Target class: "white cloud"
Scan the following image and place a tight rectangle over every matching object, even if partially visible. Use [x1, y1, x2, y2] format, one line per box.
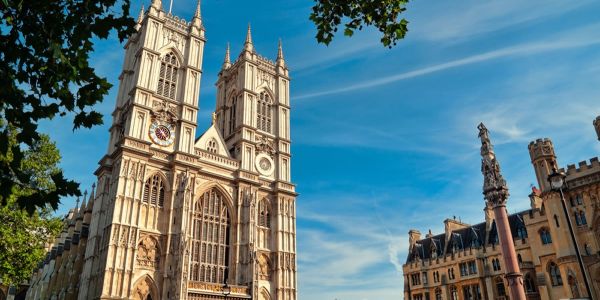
[295, 26, 600, 100]
[410, 0, 593, 42]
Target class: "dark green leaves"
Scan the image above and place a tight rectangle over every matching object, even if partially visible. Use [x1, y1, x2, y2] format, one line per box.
[0, 0, 135, 211]
[310, 0, 411, 48]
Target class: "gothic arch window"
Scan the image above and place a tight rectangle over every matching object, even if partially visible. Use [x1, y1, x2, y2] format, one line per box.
[157, 51, 179, 99]
[517, 226, 528, 239]
[492, 258, 501, 271]
[143, 174, 166, 207]
[434, 288, 442, 300]
[579, 211, 587, 225]
[568, 274, 580, 297]
[206, 138, 218, 154]
[495, 277, 506, 296]
[256, 91, 272, 133]
[228, 97, 237, 135]
[548, 262, 563, 286]
[449, 286, 458, 300]
[524, 273, 536, 293]
[258, 199, 271, 228]
[539, 227, 552, 245]
[133, 276, 157, 300]
[190, 188, 230, 283]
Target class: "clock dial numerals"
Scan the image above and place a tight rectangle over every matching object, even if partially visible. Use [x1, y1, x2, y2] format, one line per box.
[259, 158, 271, 170]
[149, 121, 175, 146]
[155, 126, 170, 140]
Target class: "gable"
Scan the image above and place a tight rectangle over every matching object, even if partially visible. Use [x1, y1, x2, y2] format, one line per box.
[194, 124, 230, 158]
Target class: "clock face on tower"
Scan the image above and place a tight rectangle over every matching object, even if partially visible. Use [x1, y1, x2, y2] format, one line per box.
[255, 153, 274, 176]
[149, 120, 175, 146]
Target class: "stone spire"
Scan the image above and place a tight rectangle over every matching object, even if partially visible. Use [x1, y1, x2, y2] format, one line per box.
[244, 23, 253, 53]
[222, 43, 231, 69]
[478, 123, 508, 207]
[192, 0, 202, 28]
[477, 123, 526, 300]
[151, 0, 162, 10]
[594, 115, 600, 141]
[135, 5, 144, 31]
[86, 183, 95, 212]
[276, 39, 285, 67]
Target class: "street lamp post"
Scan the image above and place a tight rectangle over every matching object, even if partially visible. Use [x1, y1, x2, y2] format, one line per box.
[547, 167, 593, 298]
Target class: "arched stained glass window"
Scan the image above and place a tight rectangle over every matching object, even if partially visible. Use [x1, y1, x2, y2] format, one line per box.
[157, 52, 179, 99]
[143, 174, 165, 207]
[540, 228, 552, 245]
[548, 262, 563, 286]
[228, 97, 237, 135]
[190, 188, 230, 283]
[524, 273, 536, 293]
[256, 92, 272, 133]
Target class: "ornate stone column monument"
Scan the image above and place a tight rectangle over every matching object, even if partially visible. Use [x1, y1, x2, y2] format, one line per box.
[478, 123, 526, 300]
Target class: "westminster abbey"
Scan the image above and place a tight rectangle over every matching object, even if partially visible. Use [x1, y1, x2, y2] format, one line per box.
[25, 0, 297, 299]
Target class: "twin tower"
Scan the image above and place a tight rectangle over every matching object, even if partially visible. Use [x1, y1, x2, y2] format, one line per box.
[26, 1, 297, 300]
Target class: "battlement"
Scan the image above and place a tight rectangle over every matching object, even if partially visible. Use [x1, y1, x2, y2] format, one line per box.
[565, 157, 600, 176]
[528, 138, 555, 161]
[165, 13, 190, 31]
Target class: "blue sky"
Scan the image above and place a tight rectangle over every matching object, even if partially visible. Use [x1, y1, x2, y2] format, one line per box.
[42, 0, 600, 299]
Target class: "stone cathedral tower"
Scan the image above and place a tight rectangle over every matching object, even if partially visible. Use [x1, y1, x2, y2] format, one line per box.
[26, 1, 298, 299]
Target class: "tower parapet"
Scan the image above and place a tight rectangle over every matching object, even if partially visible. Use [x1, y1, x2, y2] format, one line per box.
[528, 138, 557, 192]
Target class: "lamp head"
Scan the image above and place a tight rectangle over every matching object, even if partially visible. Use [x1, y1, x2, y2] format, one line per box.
[548, 166, 566, 190]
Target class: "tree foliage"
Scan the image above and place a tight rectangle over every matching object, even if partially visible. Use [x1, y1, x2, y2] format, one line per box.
[0, 0, 136, 212]
[310, 0, 410, 48]
[0, 133, 64, 287]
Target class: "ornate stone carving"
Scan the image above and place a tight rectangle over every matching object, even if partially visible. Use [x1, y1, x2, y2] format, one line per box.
[161, 28, 186, 53]
[479, 123, 509, 207]
[151, 99, 178, 123]
[136, 237, 160, 268]
[258, 253, 271, 280]
[256, 136, 275, 156]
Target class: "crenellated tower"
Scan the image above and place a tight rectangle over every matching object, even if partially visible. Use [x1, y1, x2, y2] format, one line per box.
[528, 138, 557, 193]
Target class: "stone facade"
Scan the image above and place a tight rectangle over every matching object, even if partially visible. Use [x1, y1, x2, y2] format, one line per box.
[403, 117, 600, 300]
[26, 1, 297, 299]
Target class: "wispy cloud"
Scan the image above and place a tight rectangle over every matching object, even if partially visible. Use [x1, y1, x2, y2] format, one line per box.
[294, 24, 600, 100]
[410, 0, 593, 42]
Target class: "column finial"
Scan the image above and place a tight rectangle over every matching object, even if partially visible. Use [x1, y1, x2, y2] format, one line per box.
[244, 23, 253, 53]
[478, 123, 508, 207]
[276, 38, 285, 67]
[223, 43, 231, 69]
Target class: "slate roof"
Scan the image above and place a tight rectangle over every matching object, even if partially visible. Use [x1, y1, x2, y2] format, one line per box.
[406, 210, 530, 263]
